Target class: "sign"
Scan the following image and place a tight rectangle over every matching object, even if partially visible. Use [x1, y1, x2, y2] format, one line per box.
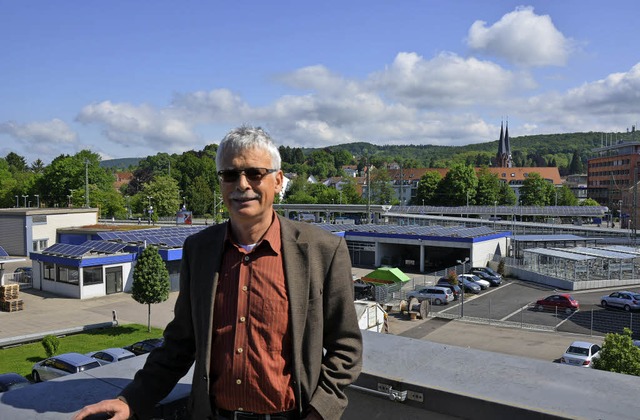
[176, 211, 193, 225]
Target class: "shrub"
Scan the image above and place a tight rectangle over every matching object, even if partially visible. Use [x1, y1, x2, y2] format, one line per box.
[497, 259, 505, 275]
[446, 270, 458, 285]
[41, 335, 60, 358]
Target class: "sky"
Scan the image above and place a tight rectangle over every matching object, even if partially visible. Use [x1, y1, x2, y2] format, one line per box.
[2, 0, 640, 164]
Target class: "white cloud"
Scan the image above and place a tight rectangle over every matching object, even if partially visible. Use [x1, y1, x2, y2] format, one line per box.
[0, 119, 78, 162]
[368, 52, 529, 108]
[76, 101, 198, 151]
[467, 6, 572, 67]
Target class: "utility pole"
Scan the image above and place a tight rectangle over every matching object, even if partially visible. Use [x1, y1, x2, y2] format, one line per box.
[85, 159, 89, 208]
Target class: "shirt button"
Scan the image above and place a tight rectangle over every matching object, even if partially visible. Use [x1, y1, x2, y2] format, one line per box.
[238, 408, 244, 411]
[239, 316, 246, 323]
[244, 255, 250, 262]
[242, 285, 248, 292]
[236, 379, 242, 385]
[237, 347, 243, 353]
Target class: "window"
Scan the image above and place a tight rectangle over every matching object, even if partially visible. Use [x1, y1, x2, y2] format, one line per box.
[57, 266, 79, 285]
[83, 267, 103, 286]
[44, 263, 55, 280]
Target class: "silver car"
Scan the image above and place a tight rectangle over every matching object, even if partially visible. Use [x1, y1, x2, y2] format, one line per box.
[32, 352, 101, 382]
[86, 348, 136, 366]
[406, 286, 454, 305]
[600, 291, 640, 312]
[560, 341, 601, 368]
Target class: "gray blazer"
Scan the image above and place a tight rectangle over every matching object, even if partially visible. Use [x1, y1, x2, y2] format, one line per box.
[121, 215, 363, 419]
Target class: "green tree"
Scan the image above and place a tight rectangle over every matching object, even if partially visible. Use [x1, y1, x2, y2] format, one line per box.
[41, 335, 60, 357]
[498, 183, 517, 205]
[568, 150, 584, 174]
[435, 164, 478, 206]
[339, 178, 363, 204]
[580, 198, 600, 206]
[137, 175, 181, 217]
[369, 167, 394, 204]
[519, 173, 554, 206]
[555, 185, 578, 206]
[475, 167, 500, 205]
[592, 328, 640, 376]
[186, 175, 215, 216]
[132, 245, 170, 332]
[415, 171, 442, 205]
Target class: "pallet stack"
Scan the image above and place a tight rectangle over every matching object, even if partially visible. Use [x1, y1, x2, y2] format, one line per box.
[0, 284, 23, 312]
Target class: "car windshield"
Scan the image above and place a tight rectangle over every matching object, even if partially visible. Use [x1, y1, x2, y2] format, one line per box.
[567, 346, 589, 356]
[79, 361, 101, 371]
[632, 294, 640, 300]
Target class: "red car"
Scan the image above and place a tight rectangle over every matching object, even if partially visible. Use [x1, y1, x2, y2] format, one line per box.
[535, 294, 579, 314]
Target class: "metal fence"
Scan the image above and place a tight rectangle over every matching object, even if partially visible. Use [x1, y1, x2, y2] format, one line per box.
[1, 272, 32, 289]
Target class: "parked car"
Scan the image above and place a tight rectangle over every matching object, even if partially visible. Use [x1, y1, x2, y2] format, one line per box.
[460, 274, 490, 290]
[406, 286, 454, 305]
[600, 291, 640, 312]
[13, 266, 32, 281]
[471, 266, 502, 279]
[535, 294, 579, 314]
[560, 341, 601, 367]
[0, 373, 31, 393]
[32, 353, 101, 382]
[86, 348, 136, 366]
[456, 277, 481, 294]
[125, 338, 165, 356]
[435, 280, 462, 301]
[470, 270, 502, 286]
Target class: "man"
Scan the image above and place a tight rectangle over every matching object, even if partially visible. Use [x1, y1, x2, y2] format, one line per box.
[74, 126, 363, 420]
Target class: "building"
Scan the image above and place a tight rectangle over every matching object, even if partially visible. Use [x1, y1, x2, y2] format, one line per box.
[0, 208, 99, 256]
[587, 139, 640, 228]
[496, 121, 513, 168]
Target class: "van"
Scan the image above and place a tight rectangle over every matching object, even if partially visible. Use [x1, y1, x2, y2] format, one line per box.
[406, 286, 454, 305]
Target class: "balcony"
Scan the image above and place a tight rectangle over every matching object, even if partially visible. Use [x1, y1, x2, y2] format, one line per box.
[1, 331, 638, 419]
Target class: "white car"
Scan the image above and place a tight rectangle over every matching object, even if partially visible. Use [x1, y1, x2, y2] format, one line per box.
[560, 341, 601, 368]
[460, 274, 490, 290]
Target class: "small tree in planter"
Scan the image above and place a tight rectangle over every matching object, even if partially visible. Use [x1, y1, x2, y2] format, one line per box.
[132, 245, 170, 332]
[497, 259, 506, 276]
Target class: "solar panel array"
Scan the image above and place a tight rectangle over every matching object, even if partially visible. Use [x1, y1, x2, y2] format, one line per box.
[97, 226, 208, 248]
[397, 205, 608, 217]
[316, 223, 496, 238]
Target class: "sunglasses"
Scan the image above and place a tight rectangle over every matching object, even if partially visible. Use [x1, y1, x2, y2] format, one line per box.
[217, 167, 278, 183]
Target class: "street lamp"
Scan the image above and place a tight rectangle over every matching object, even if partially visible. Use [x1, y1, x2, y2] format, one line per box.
[34, 194, 40, 208]
[183, 196, 187, 209]
[457, 257, 470, 318]
[14, 195, 18, 208]
[147, 196, 153, 224]
[22, 195, 28, 207]
[67, 195, 72, 207]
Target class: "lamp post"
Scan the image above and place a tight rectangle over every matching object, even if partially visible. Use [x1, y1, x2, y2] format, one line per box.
[457, 257, 470, 318]
[147, 196, 153, 224]
[14, 195, 18, 208]
[22, 195, 28, 207]
[67, 195, 72, 207]
[183, 196, 187, 210]
[34, 194, 40, 208]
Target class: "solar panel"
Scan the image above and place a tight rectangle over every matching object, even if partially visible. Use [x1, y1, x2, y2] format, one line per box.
[82, 240, 127, 254]
[0, 246, 8, 257]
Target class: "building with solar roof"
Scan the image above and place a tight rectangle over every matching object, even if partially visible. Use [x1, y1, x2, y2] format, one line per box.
[0, 208, 99, 256]
[29, 225, 208, 299]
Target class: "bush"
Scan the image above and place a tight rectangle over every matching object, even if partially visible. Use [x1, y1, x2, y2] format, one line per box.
[446, 270, 458, 285]
[497, 259, 505, 275]
[41, 335, 60, 358]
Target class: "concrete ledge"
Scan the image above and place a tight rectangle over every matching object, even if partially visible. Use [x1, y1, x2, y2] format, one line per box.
[0, 322, 116, 348]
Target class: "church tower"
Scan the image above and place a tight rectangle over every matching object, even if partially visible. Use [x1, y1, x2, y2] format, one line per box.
[496, 121, 513, 168]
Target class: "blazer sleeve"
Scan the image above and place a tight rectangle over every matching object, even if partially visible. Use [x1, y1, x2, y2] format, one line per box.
[309, 237, 363, 419]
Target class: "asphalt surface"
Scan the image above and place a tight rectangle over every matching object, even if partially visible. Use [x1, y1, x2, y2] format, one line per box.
[0, 261, 596, 366]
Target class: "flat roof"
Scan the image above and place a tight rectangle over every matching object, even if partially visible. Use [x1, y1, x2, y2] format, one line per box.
[523, 247, 596, 261]
[512, 234, 595, 242]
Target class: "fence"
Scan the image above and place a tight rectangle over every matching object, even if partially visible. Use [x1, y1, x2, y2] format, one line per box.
[1, 272, 33, 289]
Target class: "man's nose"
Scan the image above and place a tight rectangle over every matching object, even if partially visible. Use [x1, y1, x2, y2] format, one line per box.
[235, 173, 251, 189]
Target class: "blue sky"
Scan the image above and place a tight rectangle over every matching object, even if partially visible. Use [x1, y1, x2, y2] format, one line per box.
[2, 1, 640, 164]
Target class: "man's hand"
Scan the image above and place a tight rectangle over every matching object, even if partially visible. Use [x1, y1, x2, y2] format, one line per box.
[72, 398, 131, 420]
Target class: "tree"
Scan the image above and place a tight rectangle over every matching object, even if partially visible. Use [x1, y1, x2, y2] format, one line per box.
[435, 164, 478, 206]
[497, 182, 517, 205]
[519, 173, 554, 206]
[41, 335, 60, 358]
[592, 328, 640, 376]
[568, 150, 584, 175]
[339, 178, 363, 204]
[137, 175, 181, 217]
[132, 245, 170, 332]
[580, 198, 600, 206]
[369, 167, 394, 204]
[555, 185, 578, 206]
[415, 171, 442, 205]
[475, 167, 500, 205]
[186, 175, 215, 216]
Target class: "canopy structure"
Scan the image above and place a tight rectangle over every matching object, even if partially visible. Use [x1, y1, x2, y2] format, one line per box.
[361, 267, 410, 285]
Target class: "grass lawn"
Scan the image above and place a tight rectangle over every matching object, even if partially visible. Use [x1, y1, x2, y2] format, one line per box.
[0, 324, 163, 380]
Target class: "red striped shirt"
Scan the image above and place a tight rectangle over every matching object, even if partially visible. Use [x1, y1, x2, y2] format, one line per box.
[210, 216, 295, 413]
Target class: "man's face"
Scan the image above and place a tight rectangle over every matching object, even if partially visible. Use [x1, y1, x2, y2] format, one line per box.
[219, 147, 283, 225]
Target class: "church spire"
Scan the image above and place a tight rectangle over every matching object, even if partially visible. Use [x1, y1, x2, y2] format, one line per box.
[496, 119, 513, 168]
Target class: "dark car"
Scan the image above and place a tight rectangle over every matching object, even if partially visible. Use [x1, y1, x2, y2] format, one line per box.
[450, 276, 481, 294]
[471, 267, 502, 279]
[470, 270, 502, 286]
[436, 280, 462, 300]
[0, 373, 31, 393]
[125, 338, 165, 356]
[535, 294, 579, 314]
